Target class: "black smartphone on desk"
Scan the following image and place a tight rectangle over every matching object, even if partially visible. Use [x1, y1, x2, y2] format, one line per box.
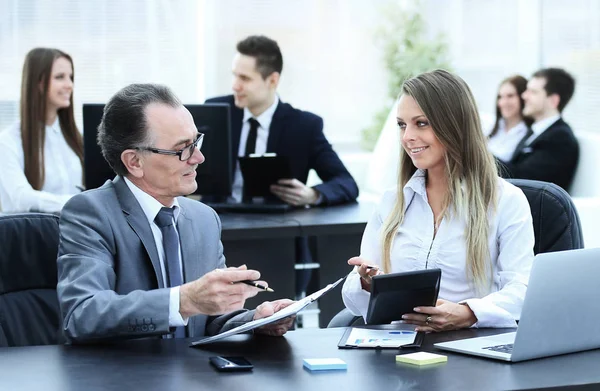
[209, 356, 253, 372]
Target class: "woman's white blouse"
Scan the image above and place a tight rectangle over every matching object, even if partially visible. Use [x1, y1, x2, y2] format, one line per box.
[0, 120, 82, 212]
[342, 170, 535, 328]
[487, 119, 529, 163]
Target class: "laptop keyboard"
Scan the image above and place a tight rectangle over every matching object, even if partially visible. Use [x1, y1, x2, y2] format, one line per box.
[483, 344, 514, 354]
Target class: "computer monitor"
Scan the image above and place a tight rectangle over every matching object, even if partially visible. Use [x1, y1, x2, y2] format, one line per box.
[83, 103, 232, 196]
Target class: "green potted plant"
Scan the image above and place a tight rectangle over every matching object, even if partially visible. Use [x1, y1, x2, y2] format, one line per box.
[361, 2, 453, 151]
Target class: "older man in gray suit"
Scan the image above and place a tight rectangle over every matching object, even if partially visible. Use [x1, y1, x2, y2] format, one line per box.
[57, 83, 294, 343]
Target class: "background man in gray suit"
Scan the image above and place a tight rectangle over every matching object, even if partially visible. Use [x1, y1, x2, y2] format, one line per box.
[57, 83, 294, 343]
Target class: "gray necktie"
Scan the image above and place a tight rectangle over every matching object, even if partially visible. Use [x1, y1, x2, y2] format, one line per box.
[154, 207, 186, 338]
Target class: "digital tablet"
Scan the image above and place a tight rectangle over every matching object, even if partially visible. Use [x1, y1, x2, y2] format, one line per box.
[366, 269, 441, 325]
[239, 154, 292, 197]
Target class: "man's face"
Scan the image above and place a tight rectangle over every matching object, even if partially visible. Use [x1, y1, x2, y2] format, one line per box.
[231, 53, 275, 111]
[522, 77, 554, 119]
[135, 103, 205, 205]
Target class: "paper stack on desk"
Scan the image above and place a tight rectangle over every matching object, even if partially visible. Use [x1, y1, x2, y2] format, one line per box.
[396, 352, 447, 366]
[303, 358, 347, 371]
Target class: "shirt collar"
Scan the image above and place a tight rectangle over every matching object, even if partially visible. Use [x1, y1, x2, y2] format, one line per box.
[123, 176, 181, 226]
[46, 117, 61, 134]
[498, 119, 528, 135]
[531, 114, 560, 136]
[243, 95, 280, 129]
[402, 169, 467, 215]
[403, 169, 428, 201]
[498, 118, 506, 131]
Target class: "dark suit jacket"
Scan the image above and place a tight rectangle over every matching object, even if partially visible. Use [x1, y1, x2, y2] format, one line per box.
[57, 176, 253, 343]
[499, 118, 579, 192]
[206, 95, 359, 205]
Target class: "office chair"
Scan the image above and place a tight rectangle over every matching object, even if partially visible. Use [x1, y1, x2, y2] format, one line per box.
[509, 179, 583, 253]
[327, 179, 584, 328]
[0, 213, 63, 347]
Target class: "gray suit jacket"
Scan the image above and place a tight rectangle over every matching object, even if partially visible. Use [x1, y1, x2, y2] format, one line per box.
[57, 176, 254, 343]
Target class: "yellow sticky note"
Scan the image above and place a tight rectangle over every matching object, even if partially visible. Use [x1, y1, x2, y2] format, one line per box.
[396, 352, 447, 366]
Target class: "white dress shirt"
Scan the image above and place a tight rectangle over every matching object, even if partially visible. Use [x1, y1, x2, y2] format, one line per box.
[342, 169, 535, 328]
[231, 96, 279, 202]
[0, 120, 82, 212]
[525, 114, 561, 146]
[487, 119, 529, 162]
[123, 177, 188, 328]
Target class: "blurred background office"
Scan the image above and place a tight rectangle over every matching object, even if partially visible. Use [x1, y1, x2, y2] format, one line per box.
[0, 0, 597, 141]
[1, 0, 599, 245]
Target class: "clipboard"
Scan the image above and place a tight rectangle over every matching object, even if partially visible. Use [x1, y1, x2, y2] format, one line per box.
[190, 277, 345, 347]
[337, 326, 424, 349]
[239, 154, 292, 197]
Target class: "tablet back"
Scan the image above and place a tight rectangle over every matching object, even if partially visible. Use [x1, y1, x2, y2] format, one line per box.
[239, 155, 292, 197]
[366, 269, 441, 325]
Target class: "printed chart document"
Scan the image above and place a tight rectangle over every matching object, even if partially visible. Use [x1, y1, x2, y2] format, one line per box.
[190, 277, 345, 347]
[338, 326, 422, 349]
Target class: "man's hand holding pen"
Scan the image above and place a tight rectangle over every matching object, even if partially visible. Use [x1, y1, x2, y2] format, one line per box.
[179, 265, 296, 336]
[179, 265, 266, 318]
[239, 280, 274, 292]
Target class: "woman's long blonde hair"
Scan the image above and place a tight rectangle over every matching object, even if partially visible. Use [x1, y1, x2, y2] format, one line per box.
[381, 70, 498, 291]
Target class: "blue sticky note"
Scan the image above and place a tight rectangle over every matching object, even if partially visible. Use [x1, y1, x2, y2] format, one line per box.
[303, 358, 347, 371]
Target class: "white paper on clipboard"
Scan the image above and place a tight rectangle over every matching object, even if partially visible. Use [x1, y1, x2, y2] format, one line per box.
[190, 277, 345, 346]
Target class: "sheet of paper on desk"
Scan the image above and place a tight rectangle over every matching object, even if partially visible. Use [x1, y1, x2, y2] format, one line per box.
[345, 328, 417, 348]
[190, 277, 345, 346]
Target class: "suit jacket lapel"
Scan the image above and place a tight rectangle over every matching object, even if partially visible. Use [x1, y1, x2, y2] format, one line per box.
[510, 127, 534, 161]
[176, 205, 200, 337]
[177, 207, 200, 285]
[113, 176, 164, 288]
[266, 100, 287, 152]
[527, 118, 563, 148]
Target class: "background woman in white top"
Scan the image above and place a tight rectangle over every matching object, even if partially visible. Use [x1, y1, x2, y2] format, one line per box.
[0, 48, 83, 212]
[341, 70, 535, 332]
[487, 75, 533, 163]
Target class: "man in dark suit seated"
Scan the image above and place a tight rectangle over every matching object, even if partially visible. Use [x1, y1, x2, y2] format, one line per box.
[499, 68, 578, 192]
[57, 83, 294, 343]
[206, 35, 359, 206]
[206, 35, 359, 300]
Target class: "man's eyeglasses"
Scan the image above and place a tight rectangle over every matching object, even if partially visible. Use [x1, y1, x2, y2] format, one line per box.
[140, 132, 204, 161]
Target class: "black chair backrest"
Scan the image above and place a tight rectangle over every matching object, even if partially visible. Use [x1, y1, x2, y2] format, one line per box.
[0, 213, 63, 347]
[507, 179, 584, 254]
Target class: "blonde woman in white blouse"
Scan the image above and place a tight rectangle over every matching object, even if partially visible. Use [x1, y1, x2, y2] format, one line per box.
[0, 48, 83, 212]
[342, 70, 535, 332]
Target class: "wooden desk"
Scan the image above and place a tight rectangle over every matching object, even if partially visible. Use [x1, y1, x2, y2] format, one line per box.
[1, 328, 599, 390]
[219, 202, 374, 326]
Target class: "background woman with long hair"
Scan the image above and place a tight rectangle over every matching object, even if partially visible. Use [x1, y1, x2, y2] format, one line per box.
[0, 48, 83, 212]
[342, 70, 535, 331]
[487, 75, 533, 162]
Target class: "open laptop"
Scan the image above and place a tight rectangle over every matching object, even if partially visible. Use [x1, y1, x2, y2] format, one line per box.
[435, 248, 600, 362]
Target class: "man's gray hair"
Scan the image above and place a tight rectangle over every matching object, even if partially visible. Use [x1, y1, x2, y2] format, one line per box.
[97, 83, 181, 176]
